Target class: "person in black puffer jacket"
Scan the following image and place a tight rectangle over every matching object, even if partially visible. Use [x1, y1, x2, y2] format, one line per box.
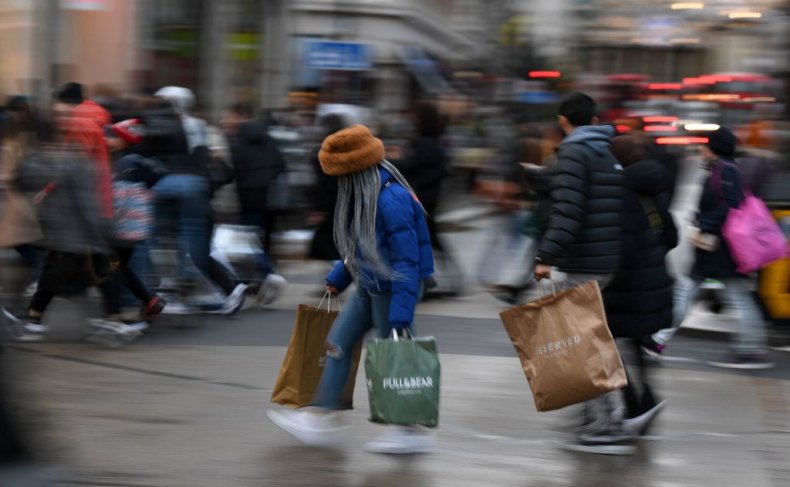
[606, 135, 678, 437]
[533, 93, 626, 451]
[533, 93, 624, 281]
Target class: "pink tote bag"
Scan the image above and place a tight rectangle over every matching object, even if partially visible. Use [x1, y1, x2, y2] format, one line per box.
[713, 162, 788, 274]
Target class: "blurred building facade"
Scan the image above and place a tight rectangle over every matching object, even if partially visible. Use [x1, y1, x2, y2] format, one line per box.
[0, 0, 787, 115]
[0, 0, 491, 117]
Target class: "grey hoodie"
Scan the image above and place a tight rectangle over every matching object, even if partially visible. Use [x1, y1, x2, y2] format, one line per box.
[562, 125, 617, 155]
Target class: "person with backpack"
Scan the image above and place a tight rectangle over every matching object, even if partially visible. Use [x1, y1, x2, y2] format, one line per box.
[650, 128, 774, 370]
[1, 119, 139, 342]
[268, 125, 435, 454]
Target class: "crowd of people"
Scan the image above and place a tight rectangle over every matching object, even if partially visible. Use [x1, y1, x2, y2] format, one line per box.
[0, 83, 785, 459]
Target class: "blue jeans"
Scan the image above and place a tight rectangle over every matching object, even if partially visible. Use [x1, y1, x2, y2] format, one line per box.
[152, 174, 211, 279]
[313, 287, 394, 410]
[239, 209, 274, 277]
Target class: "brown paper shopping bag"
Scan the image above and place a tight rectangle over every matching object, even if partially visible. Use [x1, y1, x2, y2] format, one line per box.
[271, 304, 362, 409]
[499, 280, 627, 412]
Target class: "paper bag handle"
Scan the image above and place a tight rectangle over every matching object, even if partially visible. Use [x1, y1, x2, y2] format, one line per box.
[536, 279, 560, 296]
[318, 291, 343, 313]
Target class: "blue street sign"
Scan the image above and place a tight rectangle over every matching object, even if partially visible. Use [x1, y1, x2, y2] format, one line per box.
[305, 41, 373, 71]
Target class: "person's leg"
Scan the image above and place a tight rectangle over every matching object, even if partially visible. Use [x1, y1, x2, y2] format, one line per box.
[114, 246, 154, 304]
[313, 289, 374, 409]
[240, 208, 274, 277]
[653, 275, 702, 345]
[13, 245, 41, 279]
[178, 176, 212, 276]
[28, 252, 70, 316]
[721, 277, 768, 355]
[207, 257, 237, 296]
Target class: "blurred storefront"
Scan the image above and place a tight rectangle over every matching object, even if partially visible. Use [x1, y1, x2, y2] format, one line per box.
[1, 0, 485, 118]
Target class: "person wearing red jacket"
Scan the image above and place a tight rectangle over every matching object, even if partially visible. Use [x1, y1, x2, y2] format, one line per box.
[53, 82, 114, 220]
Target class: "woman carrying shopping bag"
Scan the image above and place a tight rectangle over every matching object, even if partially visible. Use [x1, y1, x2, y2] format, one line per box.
[267, 125, 435, 454]
[649, 127, 775, 369]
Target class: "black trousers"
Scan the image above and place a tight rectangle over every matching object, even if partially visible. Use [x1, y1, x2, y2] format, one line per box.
[620, 339, 658, 419]
[30, 248, 156, 317]
[105, 246, 154, 313]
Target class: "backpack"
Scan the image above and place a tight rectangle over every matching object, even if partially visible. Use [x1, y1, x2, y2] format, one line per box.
[111, 180, 153, 242]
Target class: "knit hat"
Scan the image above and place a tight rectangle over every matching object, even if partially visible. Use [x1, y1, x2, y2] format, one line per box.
[56, 82, 84, 105]
[318, 124, 385, 176]
[707, 127, 736, 158]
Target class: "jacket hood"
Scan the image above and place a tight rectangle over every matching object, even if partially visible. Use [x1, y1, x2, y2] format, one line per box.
[562, 125, 615, 155]
[624, 159, 668, 196]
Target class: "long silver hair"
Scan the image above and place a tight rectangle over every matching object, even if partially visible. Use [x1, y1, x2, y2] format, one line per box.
[334, 159, 422, 283]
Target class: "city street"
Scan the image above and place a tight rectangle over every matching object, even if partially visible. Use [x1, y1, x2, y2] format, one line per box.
[2, 156, 790, 486]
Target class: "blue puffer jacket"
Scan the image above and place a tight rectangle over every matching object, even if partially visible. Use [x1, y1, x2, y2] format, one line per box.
[326, 167, 434, 330]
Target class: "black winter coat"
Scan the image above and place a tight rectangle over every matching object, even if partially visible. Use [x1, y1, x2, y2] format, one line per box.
[603, 160, 678, 339]
[231, 119, 286, 211]
[536, 126, 624, 273]
[396, 137, 448, 214]
[308, 151, 340, 261]
[691, 159, 744, 279]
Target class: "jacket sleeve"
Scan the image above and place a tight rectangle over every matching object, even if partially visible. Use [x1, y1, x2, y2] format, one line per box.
[326, 260, 353, 292]
[699, 165, 741, 233]
[380, 191, 421, 331]
[535, 146, 589, 265]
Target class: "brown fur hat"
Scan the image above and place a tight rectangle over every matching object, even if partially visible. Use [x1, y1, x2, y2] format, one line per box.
[318, 124, 385, 176]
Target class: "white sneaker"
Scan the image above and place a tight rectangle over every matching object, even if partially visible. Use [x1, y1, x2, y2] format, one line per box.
[364, 426, 435, 454]
[122, 321, 150, 333]
[23, 281, 38, 297]
[267, 409, 348, 447]
[257, 274, 287, 305]
[2, 307, 48, 341]
[222, 284, 248, 316]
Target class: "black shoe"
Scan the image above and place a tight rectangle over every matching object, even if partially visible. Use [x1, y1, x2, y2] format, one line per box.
[623, 400, 667, 437]
[640, 336, 666, 360]
[708, 352, 774, 370]
[561, 429, 636, 456]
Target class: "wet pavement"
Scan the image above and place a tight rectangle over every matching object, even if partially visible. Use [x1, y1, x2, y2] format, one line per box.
[6, 337, 790, 486]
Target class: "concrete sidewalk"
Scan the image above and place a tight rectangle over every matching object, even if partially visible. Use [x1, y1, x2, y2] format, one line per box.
[6, 342, 789, 486]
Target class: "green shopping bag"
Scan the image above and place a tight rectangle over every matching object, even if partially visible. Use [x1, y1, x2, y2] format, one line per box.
[365, 331, 440, 428]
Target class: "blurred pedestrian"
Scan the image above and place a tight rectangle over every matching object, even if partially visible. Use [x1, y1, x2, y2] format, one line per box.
[395, 101, 462, 297]
[268, 125, 435, 454]
[650, 128, 774, 370]
[532, 93, 627, 454]
[606, 135, 678, 438]
[2, 119, 137, 341]
[228, 103, 288, 305]
[138, 95, 247, 315]
[307, 113, 346, 263]
[0, 97, 44, 294]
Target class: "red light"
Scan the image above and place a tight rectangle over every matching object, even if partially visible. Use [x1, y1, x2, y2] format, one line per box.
[643, 116, 678, 123]
[645, 125, 678, 132]
[616, 125, 633, 133]
[656, 136, 709, 145]
[648, 83, 682, 90]
[683, 77, 715, 85]
[529, 71, 561, 79]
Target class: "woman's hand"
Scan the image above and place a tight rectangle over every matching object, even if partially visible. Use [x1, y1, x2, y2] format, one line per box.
[326, 285, 340, 296]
